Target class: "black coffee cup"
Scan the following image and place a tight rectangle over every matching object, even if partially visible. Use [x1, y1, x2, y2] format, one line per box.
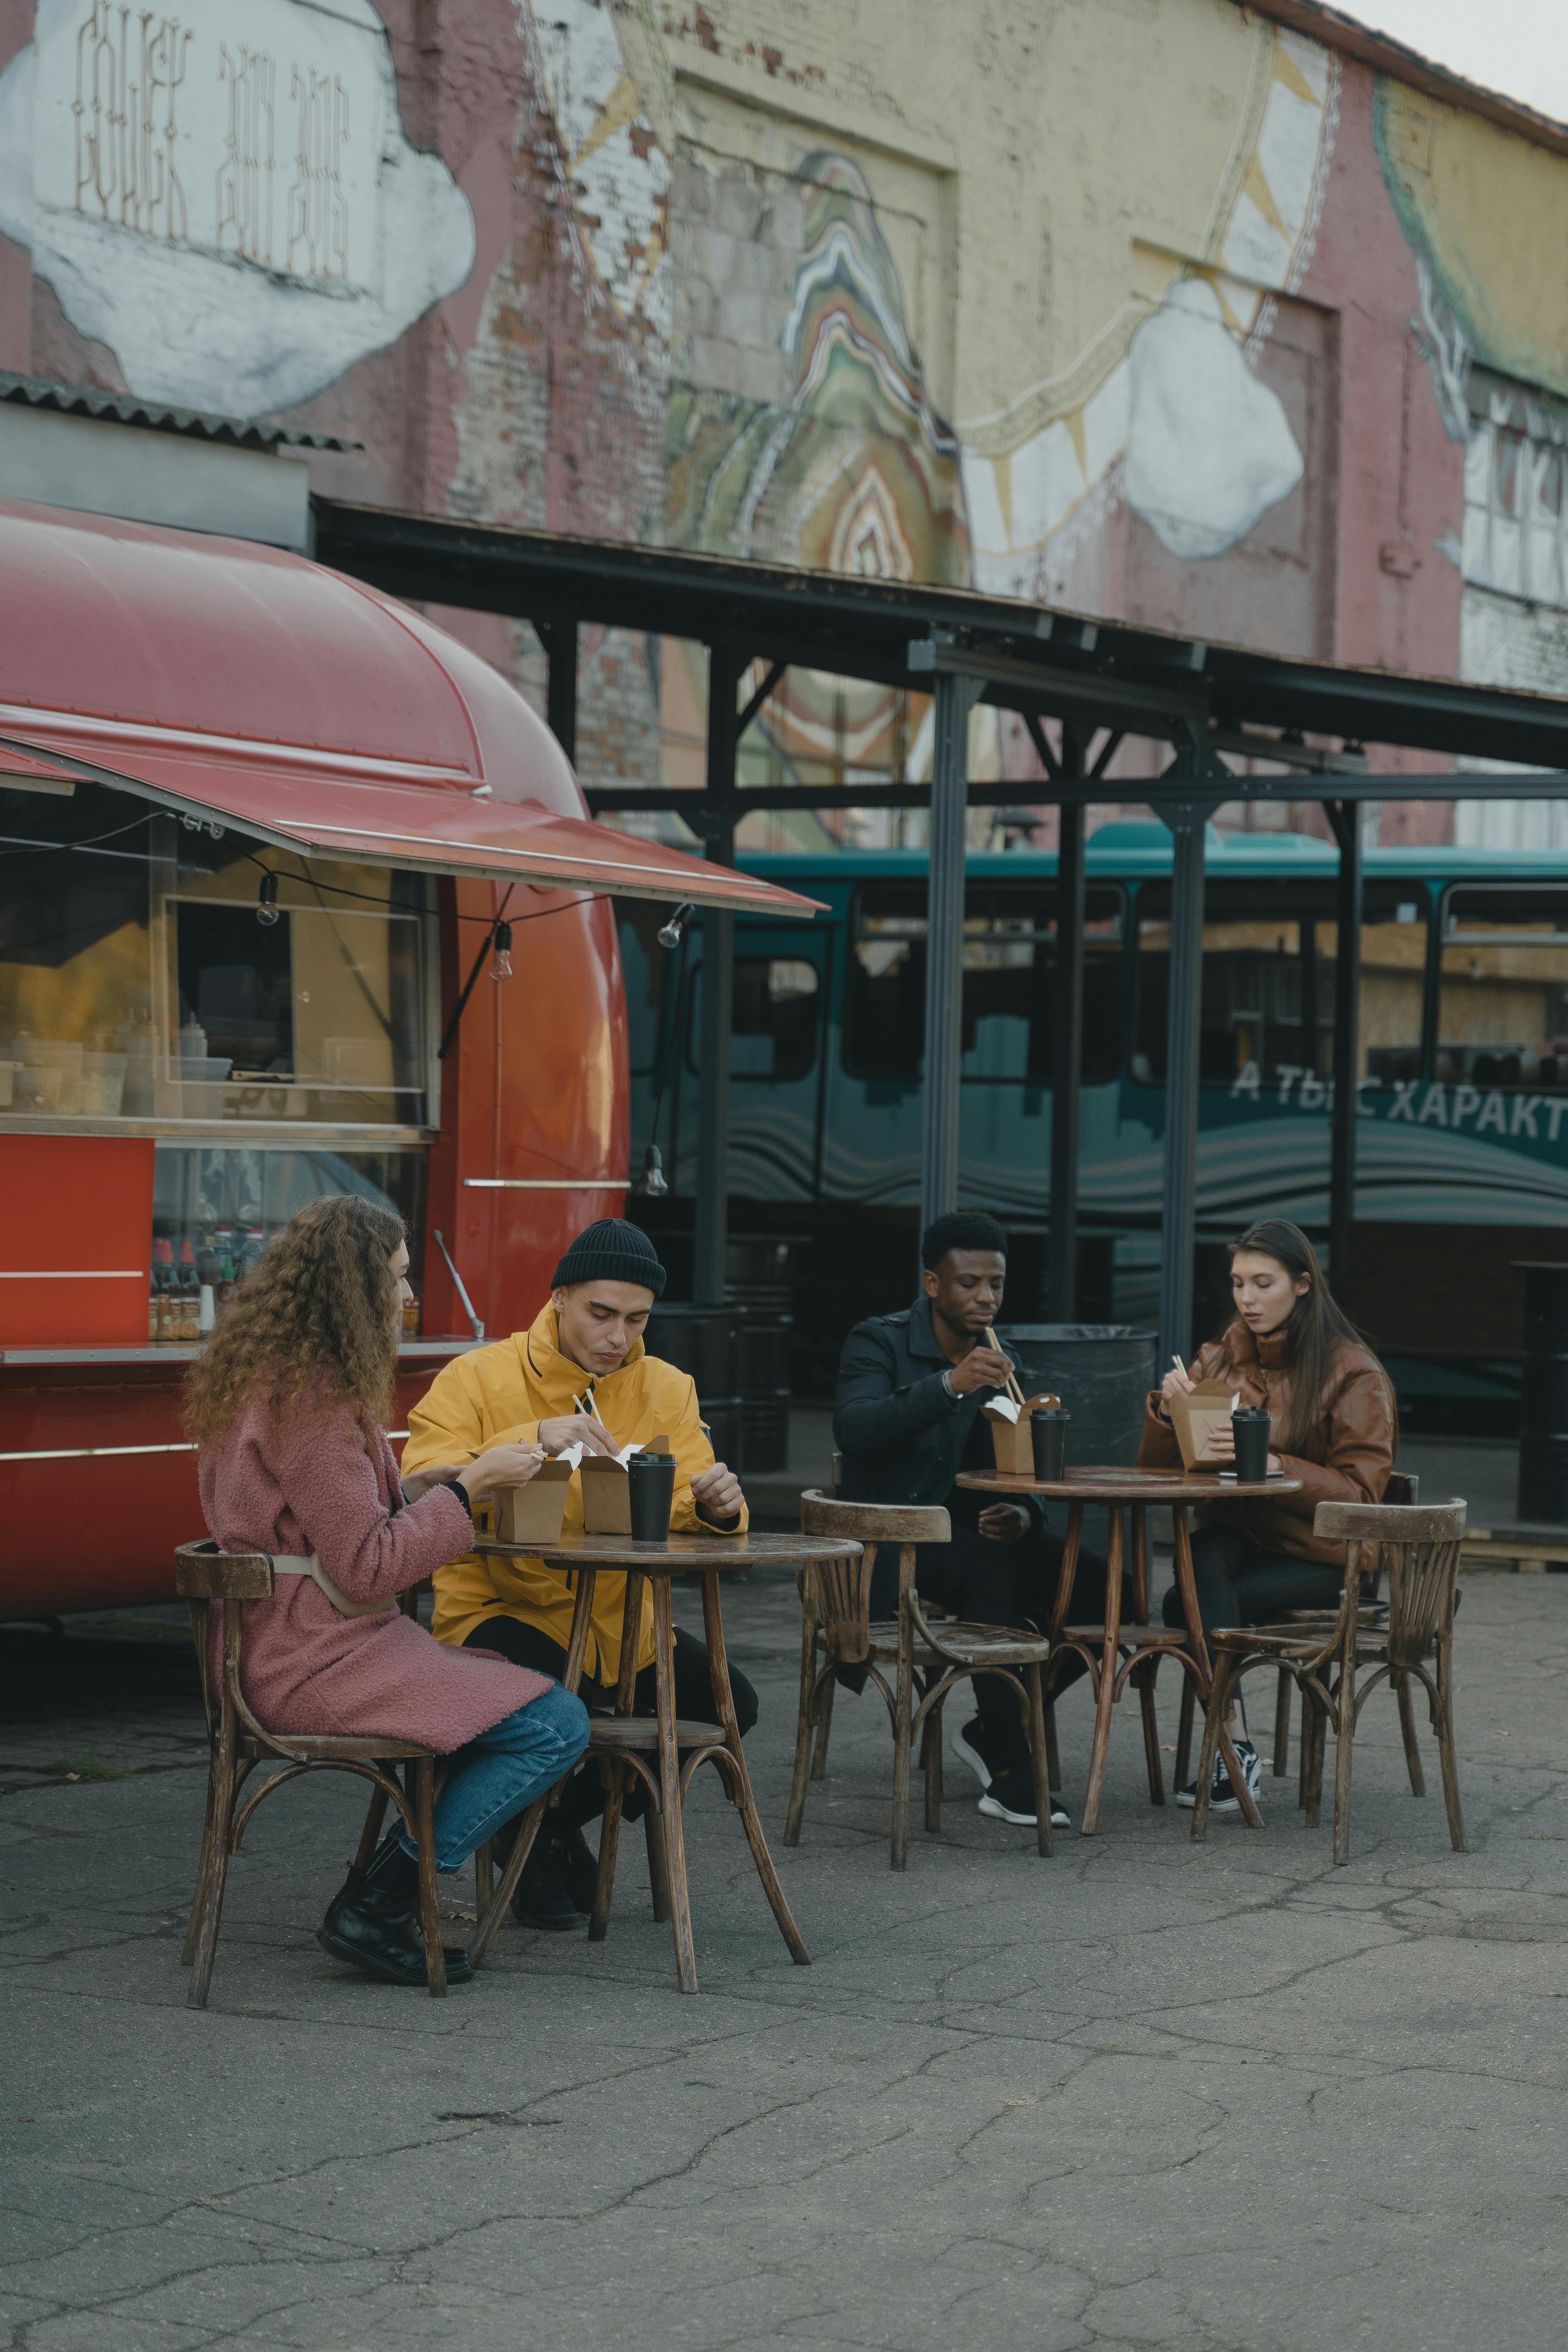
[1231, 1409, 1272, 1483]
[1031, 1408, 1070, 1482]
[627, 1448, 677, 1541]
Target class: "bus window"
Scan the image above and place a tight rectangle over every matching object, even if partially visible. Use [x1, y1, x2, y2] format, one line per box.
[845, 883, 1123, 1083]
[1132, 882, 1427, 1088]
[729, 956, 820, 1080]
[1438, 888, 1568, 1090]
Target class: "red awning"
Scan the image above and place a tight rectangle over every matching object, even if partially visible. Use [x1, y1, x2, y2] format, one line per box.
[0, 501, 821, 919]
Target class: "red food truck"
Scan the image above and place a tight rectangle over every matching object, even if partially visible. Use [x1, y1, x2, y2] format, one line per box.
[0, 499, 815, 1618]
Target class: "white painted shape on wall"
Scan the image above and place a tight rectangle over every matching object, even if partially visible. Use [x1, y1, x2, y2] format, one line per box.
[1124, 278, 1303, 559]
[0, 0, 475, 417]
[531, 0, 670, 338]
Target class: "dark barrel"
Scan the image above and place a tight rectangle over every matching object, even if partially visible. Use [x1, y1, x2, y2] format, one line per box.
[997, 1324, 1157, 1468]
[644, 1301, 743, 1474]
[1515, 1262, 1568, 1521]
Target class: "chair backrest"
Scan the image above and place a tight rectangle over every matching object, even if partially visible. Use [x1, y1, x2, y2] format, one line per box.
[1314, 1499, 1466, 1663]
[175, 1539, 275, 1599]
[799, 1490, 949, 1663]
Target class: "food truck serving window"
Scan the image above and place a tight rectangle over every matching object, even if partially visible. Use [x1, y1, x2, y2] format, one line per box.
[0, 786, 435, 1128]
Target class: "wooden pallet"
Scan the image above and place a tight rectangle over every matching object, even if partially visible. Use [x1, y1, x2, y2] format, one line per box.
[1460, 1527, 1568, 1573]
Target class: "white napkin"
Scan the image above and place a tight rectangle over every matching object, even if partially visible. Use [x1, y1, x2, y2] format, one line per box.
[985, 1394, 1021, 1424]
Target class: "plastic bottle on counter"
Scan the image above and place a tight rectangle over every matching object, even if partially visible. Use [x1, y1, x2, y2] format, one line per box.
[151, 1239, 177, 1342]
[217, 1252, 238, 1307]
[401, 1290, 420, 1339]
[242, 1225, 267, 1276]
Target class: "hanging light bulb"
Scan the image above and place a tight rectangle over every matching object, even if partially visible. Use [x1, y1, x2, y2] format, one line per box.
[256, 872, 280, 928]
[488, 919, 514, 982]
[639, 1142, 668, 1196]
[657, 902, 694, 951]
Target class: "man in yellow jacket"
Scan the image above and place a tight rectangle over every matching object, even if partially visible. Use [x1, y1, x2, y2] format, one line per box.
[402, 1218, 753, 1930]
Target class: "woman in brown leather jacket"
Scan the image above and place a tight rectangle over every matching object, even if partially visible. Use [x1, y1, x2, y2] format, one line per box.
[1139, 1218, 1396, 1813]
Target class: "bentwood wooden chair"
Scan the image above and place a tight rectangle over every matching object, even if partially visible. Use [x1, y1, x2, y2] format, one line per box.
[1189, 1499, 1468, 1864]
[785, 1492, 1056, 1867]
[174, 1541, 449, 2006]
[1171, 1470, 1420, 1788]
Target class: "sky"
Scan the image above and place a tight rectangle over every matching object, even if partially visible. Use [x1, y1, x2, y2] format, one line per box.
[1344, 0, 1568, 125]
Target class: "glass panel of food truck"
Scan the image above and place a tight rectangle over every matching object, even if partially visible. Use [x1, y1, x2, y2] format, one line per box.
[148, 1143, 428, 1344]
[844, 883, 1124, 1083]
[1438, 887, 1568, 1088]
[1131, 883, 1427, 1087]
[0, 791, 434, 1126]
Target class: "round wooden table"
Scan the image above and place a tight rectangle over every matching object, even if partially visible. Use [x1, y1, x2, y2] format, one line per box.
[468, 1527, 862, 1993]
[956, 1466, 1300, 1833]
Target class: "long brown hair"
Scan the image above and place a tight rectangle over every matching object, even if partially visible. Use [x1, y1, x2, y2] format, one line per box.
[184, 1194, 404, 1449]
[1222, 1219, 1393, 1455]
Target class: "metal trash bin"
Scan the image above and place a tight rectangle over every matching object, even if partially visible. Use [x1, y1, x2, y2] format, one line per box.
[997, 1324, 1158, 1469]
[645, 1302, 743, 1474]
[1516, 1262, 1568, 1522]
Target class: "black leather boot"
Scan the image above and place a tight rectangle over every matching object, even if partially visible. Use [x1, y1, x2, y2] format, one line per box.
[317, 1865, 474, 1987]
[510, 1831, 588, 1931]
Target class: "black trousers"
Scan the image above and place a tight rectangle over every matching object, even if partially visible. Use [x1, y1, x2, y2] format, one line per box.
[464, 1615, 758, 1830]
[1160, 1521, 1344, 1647]
[909, 1530, 1122, 1772]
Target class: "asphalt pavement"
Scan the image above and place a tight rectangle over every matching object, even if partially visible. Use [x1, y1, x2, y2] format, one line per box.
[3, 1563, 1568, 2352]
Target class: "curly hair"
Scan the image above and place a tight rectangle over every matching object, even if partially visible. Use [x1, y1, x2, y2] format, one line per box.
[184, 1194, 405, 1449]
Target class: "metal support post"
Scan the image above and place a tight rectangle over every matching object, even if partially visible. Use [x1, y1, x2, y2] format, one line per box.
[1155, 738, 1227, 1372]
[920, 663, 982, 1242]
[540, 618, 579, 764]
[695, 647, 741, 1307]
[1326, 799, 1364, 1302]
[1048, 734, 1086, 1321]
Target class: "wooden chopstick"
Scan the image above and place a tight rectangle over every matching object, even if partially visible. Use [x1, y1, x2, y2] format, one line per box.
[986, 1325, 1028, 1409]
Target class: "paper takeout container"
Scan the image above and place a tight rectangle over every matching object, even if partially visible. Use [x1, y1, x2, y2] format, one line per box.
[483, 1456, 574, 1545]
[983, 1390, 1062, 1476]
[580, 1433, 670, 1534]
[1167, 1379, 1237, 1469]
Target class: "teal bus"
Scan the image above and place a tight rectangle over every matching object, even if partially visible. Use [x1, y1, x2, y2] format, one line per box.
[620, 823, 1568, 1430]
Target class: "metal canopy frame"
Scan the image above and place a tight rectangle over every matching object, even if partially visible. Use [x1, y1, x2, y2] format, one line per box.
[314, 497, 1568, 1360]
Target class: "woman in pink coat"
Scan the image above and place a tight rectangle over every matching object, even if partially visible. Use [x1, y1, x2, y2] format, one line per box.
[191, 1193, 589, 1987]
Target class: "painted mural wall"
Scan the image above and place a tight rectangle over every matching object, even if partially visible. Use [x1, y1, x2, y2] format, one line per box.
[0, 0, 1561, 843]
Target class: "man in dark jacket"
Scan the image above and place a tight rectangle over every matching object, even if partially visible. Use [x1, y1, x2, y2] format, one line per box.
[834, 1209, 1113, 1829]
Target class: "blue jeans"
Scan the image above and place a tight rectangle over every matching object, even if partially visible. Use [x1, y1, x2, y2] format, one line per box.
[394, 1682, 591, 1874]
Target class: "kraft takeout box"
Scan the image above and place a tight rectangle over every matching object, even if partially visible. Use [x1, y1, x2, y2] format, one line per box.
[580, 1433, 671, 1534]
[983, 1390, 1062, 1477]
[1167, 1379, 1238, 1470]
[480, 1455, 574, 1547]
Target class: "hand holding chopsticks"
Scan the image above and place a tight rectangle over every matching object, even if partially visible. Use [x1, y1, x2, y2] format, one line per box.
[985, 1325, 1028, 1410]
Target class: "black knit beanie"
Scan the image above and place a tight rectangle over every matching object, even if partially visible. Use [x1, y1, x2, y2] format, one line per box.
[551, 1218, 667, 1297]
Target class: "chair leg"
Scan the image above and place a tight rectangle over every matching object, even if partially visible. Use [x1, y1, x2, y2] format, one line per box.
[181, 1753, 224, 1969]
[1394, 1672, 1426, 1797]
[1189, 1656, 1234, 1842]
[473, 1838, 494, 1919]
[1175, 1675, 1196, 1790]
[186, 1733, 237, 2009]
[1298, 1682, 1321, 1816]
[589, 1760, 627, 1944]
[923, 1696, 945, 1834]
[1025, 1664, 1053, 1858]
[785, 1619, 820, 1847]
[1272, 1669, 1291, 1779]
[1435, 1633, 1468, 1854]
[651, 1577, 699, 1992]
[1303, 1686, 1329, 1827]
[644, 1805, 672, 1923]
[1330, 1668, 1357, 1866]
[411, 1758, 447, 1995]
[1045, 1703, 1062, 1796]
[891, 1556, 915, 1871]
[1135, 1660, 1164, 1806]
[810, 1669, 837, 1781]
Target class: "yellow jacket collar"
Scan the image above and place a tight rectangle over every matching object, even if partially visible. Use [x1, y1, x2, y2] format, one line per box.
[517, 1301, 646, 1405]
